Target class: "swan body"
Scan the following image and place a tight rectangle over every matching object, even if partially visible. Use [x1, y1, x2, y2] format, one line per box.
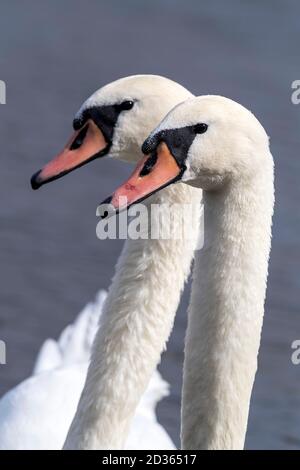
[0, 291, 175, 450]
[30, 75, 202, 450]
[108, 95, 274, 449]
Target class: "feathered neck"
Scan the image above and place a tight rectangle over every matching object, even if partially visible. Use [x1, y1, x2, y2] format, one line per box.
[182, 154, 274, 449]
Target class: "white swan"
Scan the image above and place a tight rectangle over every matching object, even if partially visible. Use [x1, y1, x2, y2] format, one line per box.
[29, 75, 202, 449]
[0, 291, 175, 450]
[104, 95, 274, 449]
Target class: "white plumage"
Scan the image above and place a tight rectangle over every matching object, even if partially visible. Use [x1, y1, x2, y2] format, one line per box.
[132, 95, 274, 449]
[0, 290, 175, 450]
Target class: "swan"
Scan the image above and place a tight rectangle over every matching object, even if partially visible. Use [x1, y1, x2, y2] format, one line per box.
[0, 290, 175, 450]
[102, 95, 274, 449]
[30, 75, 202, 449]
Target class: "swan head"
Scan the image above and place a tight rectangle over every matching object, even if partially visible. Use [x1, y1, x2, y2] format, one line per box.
[30, 75, 192, 190]
[100, 95, 271, 213]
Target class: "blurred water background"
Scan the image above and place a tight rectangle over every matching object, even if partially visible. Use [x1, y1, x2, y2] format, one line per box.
[0, 0, 300, 449]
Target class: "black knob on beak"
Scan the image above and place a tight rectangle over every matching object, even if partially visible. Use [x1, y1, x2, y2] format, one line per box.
[142, 130, 167, 155]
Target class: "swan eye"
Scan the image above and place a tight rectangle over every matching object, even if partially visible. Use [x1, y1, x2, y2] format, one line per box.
[120, 100, 134, 111]
[194, 123, 208, 134]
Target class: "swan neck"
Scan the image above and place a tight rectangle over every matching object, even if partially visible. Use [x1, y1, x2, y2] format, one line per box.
[64, 183, 202, 449]
[182, 163, 274, 450]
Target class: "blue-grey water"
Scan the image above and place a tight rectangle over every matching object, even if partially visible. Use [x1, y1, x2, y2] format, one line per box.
[0, 0, 300, 449]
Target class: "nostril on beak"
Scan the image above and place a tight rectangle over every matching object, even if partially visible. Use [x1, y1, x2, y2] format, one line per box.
[139, 152, 158, 177]
[70, 123, 89, 150]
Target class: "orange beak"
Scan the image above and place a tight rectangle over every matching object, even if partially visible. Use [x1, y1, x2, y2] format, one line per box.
[98, 142, 183, 218]
[31, 119, 109, 190]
